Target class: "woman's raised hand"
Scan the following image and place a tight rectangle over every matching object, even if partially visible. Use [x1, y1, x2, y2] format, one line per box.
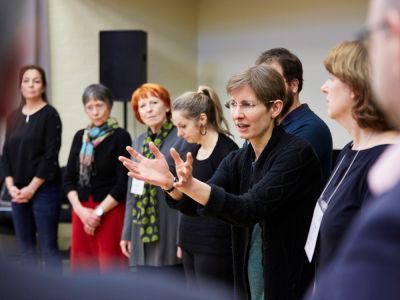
[170, 148, 194, 190]
[119, 142, 173, 189]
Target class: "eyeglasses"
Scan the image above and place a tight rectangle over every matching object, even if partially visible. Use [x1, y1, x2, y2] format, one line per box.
[224, 100, 275, 113]
[356, 21, 388, 42]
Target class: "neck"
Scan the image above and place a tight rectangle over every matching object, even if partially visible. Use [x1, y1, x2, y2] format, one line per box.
[196, 128, 219, 160]
[24, 98, 45, 109]
[150, 120, 167, 134]
[250, 124, 274, 160]
[281, 95, 301, 121]
[199, 128, 218, 150]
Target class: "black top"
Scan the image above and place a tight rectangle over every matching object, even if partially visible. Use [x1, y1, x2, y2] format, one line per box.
[1, 105, 62, 187]
[317, 142, 388, 272]
[63, 127, 132, 203]
[306, 182, 400, 300]
[168, 133, 238, 255]
[198, 126, 322, 300]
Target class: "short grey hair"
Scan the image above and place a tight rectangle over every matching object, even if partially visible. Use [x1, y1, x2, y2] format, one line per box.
[82, 83, 114, 109]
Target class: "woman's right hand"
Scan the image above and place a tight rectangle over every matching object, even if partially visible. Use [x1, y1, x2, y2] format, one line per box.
[120, 240, 131, 258]
[8, 185, 23, 202]
[119, 142, 174, 190]
[75, 206, 101, 230]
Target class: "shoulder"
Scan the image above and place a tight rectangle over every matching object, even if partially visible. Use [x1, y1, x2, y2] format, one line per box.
[273, 130, 318, 163]
[114, 127, 131, 138]
[42, 104, 61, 117]
[73, 129, 85, 140]
[217, 133, 239, 151]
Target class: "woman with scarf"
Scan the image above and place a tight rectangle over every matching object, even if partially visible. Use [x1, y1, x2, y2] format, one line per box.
[63, 83, 132, 272]
[120, 83, 193, 275]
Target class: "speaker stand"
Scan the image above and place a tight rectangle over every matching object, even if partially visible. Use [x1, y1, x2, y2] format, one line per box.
[123, 101, 128, 130]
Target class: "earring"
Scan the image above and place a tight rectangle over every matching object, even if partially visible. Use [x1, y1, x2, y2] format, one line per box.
[200, 124, 207, 136]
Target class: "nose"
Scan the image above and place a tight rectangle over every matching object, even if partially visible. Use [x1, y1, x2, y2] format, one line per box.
[231, 107, 244, 119]
[177, 128, 184, 138]
[144, 103, 153, 112]
[321, 80, 329, 94]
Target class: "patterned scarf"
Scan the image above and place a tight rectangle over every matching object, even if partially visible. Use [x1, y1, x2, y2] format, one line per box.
[132, 120, 174, 243]
[79, 117, 119, 187]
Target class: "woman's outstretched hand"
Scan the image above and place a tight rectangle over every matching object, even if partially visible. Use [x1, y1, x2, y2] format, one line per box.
[170, 148, 194, 191]
[119, 142, 174, 190]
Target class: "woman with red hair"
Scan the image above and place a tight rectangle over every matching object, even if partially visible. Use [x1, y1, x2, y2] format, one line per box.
[120, 83, 192, 274]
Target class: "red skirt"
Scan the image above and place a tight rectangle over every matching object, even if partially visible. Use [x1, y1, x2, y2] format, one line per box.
[70, 195, 127, 273]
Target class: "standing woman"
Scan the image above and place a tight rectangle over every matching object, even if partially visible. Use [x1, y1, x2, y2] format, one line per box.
[63, 83, 132, 272]
[168, 86, 238, 293]
[120, 83, 192, 273]
[1, 65, 62, 269]
[120, 64, 322, 300]
[313, 41, 399, 274]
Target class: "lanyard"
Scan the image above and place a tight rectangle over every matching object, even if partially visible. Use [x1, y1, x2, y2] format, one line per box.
[319, 150, 360, 211]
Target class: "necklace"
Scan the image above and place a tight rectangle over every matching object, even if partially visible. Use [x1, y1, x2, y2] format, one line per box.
[25, 114, 30, 123]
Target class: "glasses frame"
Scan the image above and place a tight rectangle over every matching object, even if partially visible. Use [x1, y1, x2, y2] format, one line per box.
[224, 100, 276, 112]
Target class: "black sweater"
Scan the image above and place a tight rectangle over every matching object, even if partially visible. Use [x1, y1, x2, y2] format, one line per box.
[63, 127, 132, 203]
[199, 126, 322, 300]
[1, 105, 62, 187]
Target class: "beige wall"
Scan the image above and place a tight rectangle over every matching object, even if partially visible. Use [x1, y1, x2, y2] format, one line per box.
[197, 0, 368, 147]
[49, 0, 369, 165]
[49, 0, 198, 164]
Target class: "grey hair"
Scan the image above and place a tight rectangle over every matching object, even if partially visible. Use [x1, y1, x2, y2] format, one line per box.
[82, 83, 114, 109]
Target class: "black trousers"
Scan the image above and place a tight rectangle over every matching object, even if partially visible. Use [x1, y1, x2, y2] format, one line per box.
[182, 247, 234, 298]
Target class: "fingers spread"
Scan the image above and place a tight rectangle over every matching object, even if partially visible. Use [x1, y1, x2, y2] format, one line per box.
[149, 142, 164, 159]
[170, 148, 184, 165]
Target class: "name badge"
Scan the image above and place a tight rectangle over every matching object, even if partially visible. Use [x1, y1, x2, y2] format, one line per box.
[130, 178, 145, 195]
[305, 200, 325, 262]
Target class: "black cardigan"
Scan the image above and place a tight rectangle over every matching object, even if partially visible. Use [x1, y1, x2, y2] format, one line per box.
[1, 105, 62, 187]
[199, 126, 322, 300]
[63, 127, 132, 203]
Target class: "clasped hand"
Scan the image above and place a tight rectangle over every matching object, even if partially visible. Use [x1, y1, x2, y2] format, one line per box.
[118, 142, 193, 192]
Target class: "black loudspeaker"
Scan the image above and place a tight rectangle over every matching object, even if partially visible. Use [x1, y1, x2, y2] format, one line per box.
[99, 30, 147, 101]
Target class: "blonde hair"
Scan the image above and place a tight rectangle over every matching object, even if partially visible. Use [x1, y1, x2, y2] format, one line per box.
[172, 85, 231, 136]
[324, 41, 391, 131]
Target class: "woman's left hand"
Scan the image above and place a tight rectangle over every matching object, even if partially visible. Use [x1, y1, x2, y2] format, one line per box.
[170, 148, 194, 191]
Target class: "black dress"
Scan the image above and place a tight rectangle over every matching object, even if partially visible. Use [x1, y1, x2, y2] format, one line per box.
[167, 133, 238, 290]
[317, 143, 389, 272]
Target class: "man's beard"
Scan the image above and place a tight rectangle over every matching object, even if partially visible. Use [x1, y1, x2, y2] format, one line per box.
[281, 89, 295, 118]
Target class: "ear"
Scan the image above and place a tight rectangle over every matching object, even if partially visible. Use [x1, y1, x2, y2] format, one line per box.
[199, 112, 208, 125]
[387, 9, 400, 78]
[271, 100, 283, 119]
[288, 79, 299, 94]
